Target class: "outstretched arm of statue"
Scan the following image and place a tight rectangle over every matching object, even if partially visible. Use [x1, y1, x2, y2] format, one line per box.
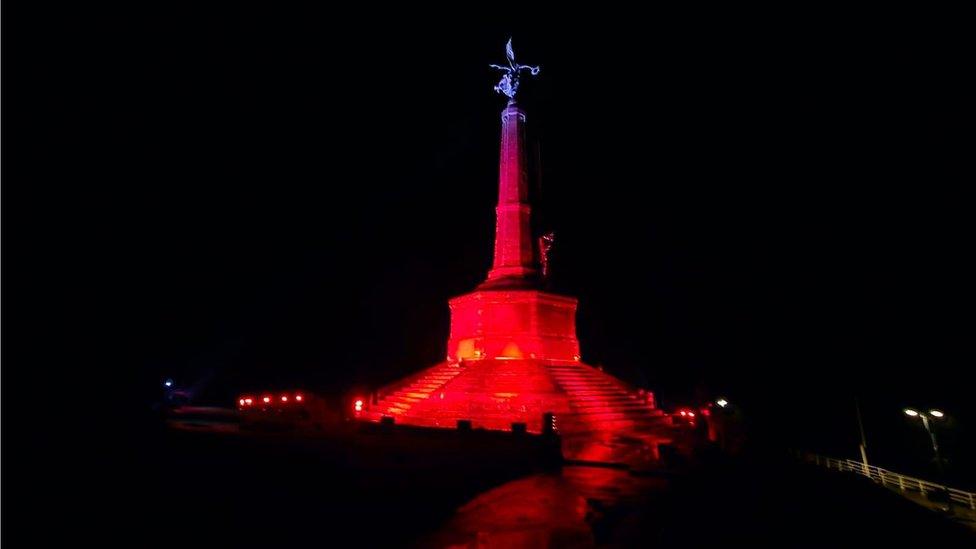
[489, 64, 511, 72]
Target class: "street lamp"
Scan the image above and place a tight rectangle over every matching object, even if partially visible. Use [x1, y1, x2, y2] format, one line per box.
[904, 407, 945, 476]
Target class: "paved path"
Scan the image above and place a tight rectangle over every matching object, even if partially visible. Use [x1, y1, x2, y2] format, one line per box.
[422, 466, 669, 547]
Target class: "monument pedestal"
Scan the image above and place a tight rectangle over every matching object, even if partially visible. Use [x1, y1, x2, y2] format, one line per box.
[447, 290, 579, 363]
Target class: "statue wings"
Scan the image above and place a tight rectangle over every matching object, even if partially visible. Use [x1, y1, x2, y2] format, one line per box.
[491, 38, 539, 73]
[489, 38, 540, 98]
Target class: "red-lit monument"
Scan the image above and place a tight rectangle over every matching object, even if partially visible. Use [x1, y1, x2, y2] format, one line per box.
[363, 40, 667, 461]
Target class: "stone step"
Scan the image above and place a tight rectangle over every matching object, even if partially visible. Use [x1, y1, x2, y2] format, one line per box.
[568, 394, 642, 403]
[563, 388, 632, 394]
[567, 417, 664, 428]
[400, 391, 434, 399]
[569, 395, 640, 404]
[552, 377, 617, 383]
[553, 377, 627, 384]
[559, 381, 631, 390]
[549, 372, 617, 378]
[566, 395, 636, 402]
[561, 417, 667, 430]
[379, 396, 422, 407]
[563, 410, 662, 422]
[369, 406, 406, 416]
[569, 402, 649, 412]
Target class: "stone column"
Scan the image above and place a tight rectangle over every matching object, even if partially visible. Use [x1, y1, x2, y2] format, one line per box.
[486, 101, 539, 282]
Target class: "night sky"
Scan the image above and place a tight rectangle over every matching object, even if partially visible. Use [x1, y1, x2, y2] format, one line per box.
[6, 8, 973, 481]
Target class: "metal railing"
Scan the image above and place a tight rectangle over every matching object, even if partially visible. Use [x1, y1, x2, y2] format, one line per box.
[801, 453, 976, 510]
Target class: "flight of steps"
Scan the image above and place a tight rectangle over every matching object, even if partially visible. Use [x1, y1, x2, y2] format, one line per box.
[364, 362, 462, 422]
[546, 361, 666, 435]
[363, 359, 667, 439]
[369, 359, 571, 431]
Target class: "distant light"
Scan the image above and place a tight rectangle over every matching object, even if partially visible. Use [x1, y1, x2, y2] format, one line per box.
[295, 394, 303, 402]
[354, 399, 364, 412]
[680, 410, 687, 416]
[164, 379, 174, 388]
[263, 396, 271, 404]
[244, 398, 253, 405]
[281, 395, 289, 402]
[716, 398, 728, 408]
[239, 399, 245, 406]
[904, 408, 919, 417]
[929, 409, 944, 418]
[687, 412, 695, 418]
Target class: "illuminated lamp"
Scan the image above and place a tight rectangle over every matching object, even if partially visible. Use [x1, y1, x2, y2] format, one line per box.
[244, 398, 253, 405]
[904, 408, 919, 417]
[294, 394, 303, 402]
[239, 399, 245, 406]
[262, 396, 271, 404]
[929, 409, 944, 418]
[354, 399, 364, 412]
[281, 395, 289, 402]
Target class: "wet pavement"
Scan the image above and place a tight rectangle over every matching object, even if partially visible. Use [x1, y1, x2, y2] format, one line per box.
[422, 466, 669, 547]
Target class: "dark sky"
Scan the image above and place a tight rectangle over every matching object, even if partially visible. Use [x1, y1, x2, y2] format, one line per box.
[6, 8, 973, 476]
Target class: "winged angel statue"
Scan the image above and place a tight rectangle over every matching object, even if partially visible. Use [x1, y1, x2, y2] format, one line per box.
[489, 38, 540, 99]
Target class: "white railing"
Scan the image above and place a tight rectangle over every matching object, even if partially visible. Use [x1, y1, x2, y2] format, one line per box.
[801, 453, 976, 510]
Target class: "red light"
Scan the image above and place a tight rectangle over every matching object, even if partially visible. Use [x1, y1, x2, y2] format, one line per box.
[262, 396, 271, 403]
[687, 412, 695, 418]
[680, 410, 687, 416]
[354, 399, 364, 412]
[239, 398, 245, 406]
[281, 395, 288, 402]
[244, 398, 253, 405]
[295, 394, 303, 402]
